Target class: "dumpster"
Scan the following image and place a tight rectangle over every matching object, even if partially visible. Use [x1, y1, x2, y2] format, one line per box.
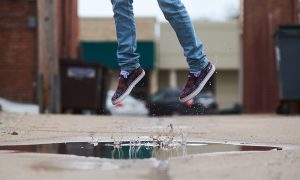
[60, 59, 110, 114]
[274, 25, 300, 114]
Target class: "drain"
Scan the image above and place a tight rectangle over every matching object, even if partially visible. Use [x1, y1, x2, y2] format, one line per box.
[0, 141, 282, 161]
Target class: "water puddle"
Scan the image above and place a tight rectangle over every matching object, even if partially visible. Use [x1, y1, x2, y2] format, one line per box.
[0, 140, 282, 161]
[0, 124, 283, 160]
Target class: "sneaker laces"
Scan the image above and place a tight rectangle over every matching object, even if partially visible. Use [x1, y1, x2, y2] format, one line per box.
[120, 70, 130, 79]
[191, 71, 201, 77]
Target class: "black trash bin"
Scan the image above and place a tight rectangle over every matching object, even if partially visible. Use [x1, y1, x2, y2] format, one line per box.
[60, 59, 110, 114]
[274, 25, 300, 114]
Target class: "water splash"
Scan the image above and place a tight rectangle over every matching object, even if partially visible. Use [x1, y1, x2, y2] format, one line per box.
[88, 124, 189, 159]
[112, 145, 124, 159]
[88, 136, 99, 146]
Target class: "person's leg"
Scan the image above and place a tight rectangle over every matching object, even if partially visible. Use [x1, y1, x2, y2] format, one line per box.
[157, 0, 215, 102]
[110, 0, 145, 105]
[111, 0, 140, 71]
[157, 0, 208, 72]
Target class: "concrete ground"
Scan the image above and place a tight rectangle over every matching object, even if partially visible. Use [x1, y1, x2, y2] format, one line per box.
[0, 112, 300, 180]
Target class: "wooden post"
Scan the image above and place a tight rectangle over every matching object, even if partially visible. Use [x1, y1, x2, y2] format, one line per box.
[37, 0, 60, 113]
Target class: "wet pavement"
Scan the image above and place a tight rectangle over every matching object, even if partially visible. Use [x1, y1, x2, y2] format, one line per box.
[0, 113, 300, 180]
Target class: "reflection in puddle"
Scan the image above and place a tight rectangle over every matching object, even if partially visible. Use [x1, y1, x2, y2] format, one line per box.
[0, 141, 282, 161]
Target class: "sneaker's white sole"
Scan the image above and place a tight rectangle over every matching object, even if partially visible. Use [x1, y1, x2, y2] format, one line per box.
[179, 65, 216, 103]
[112, 70, 146, 105]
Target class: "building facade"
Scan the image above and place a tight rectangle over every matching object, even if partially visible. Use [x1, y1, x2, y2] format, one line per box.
[80, 18, 242, 109]
[0, 0, 38, 103]
[242, 0, 299, 113]
[157, 21, 242, 109]
[80, 17, 156, 99]
[0, 0, 78, 106]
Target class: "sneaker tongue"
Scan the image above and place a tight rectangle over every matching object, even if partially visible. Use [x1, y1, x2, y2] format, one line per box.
[191, 71, 201, 77]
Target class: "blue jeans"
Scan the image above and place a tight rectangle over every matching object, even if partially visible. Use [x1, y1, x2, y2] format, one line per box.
[111, 0, 208, 72]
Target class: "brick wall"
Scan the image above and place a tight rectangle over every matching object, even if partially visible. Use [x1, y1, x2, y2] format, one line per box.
[0, 0, 78, 104]
[0, 0, 38, 103]
[243, 0, 299, 113]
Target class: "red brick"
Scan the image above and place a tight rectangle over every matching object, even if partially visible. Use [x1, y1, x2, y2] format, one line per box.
[0, 0, 78, 104]
[0, 0, 37, 103]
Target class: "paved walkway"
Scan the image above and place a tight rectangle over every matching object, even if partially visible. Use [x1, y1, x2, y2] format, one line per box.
[0, 113, 300, 180]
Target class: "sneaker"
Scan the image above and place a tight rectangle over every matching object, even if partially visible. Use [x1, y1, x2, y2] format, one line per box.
[111, 67, 145, 105]
[179, 62, 215, 102]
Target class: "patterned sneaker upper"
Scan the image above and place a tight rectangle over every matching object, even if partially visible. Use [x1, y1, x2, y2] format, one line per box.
[180, 62, 213, 100]
[111, 67, 144, 103]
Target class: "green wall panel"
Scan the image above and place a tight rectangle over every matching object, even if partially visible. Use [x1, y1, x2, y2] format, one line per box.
[80, 41, 155, 70]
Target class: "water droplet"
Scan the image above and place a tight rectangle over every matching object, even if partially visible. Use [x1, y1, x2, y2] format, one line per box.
[88, 137, 99, 146]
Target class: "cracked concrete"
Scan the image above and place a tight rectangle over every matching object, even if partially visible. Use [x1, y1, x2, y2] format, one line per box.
[0, 112, 300, 180]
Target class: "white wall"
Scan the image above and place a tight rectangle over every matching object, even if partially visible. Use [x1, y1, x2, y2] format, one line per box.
[158, 21, 241, 70]
[158, 20, 242, 108]
[80, 17, 156, 41]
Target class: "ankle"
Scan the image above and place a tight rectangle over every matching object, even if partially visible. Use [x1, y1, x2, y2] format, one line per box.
[190, 71, 201, 77]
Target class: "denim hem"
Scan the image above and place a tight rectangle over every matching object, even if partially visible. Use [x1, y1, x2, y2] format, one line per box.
[188, 57, 209, 72]
[120, 63, 141, 71]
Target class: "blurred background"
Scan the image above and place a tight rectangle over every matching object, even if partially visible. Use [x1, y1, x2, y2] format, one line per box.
[0, 0, 299, 116]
